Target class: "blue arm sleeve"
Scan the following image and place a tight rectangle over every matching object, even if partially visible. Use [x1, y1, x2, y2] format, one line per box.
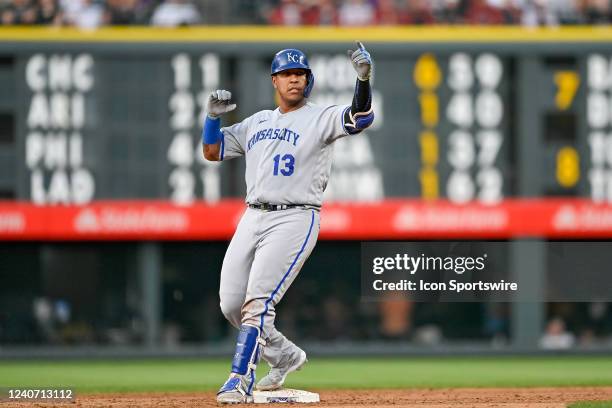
[202, 116, 221, 145]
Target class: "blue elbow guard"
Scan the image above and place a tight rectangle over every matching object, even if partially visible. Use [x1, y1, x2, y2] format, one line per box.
[203, 116, 221, 145]
[345, 108, 374, 134]
[354, 109, 374, 129]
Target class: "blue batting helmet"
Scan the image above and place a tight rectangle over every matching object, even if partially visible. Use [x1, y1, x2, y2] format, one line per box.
[271, 48, 315, 98]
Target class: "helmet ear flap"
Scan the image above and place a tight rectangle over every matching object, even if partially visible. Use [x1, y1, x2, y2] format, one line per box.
[304, 71, 315, 98]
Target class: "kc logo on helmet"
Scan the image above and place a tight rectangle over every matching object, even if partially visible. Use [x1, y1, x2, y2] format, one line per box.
[286, 52, 299, 63]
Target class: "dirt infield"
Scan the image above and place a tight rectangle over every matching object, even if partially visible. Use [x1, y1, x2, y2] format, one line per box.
[5, 387, 612, 407]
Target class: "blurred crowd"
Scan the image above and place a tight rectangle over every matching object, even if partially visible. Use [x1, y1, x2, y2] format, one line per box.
[0, 0, 202, 28]
[1, 0, 611, 27]
[262, 0, 611, 26]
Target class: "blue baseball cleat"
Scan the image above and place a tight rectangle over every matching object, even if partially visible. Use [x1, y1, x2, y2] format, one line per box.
[216, 374, 254, 404]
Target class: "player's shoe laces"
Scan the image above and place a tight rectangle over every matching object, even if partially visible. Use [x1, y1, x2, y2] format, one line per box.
[216, 373, 254, 404]
[256, 347, 307, 391]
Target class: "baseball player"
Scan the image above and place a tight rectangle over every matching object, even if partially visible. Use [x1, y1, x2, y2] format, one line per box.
[202, 42, 374, 404]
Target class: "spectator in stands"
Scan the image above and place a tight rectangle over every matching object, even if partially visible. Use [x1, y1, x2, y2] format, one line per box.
[267, 0, 304, 25]
[319, 0, 339, 25]
[433, 0, 465, 24]
[150, 0, 202, 27]
[338, 0, 377, 26]
[229, 0, 263, 25]
[464, 0, 504, 24]
[1, 0, 38, 25]
[548, 0, 580, 24]
[37, 0, 62, 25]
[579, 302, 612, 343]
[301, 0, 338, 25]
[539, 317, 575, 349]
[104, 0, 148, 25]
[61, 0, 105, 29]
[398, 0, 436, 25]
[378, 296, 414, 340]
[377, 0, 399, 25]
[521, 0, 558, 26]
[498, 0, 522, 24]
[582, 0, 610, 24]
[0, 0, 609, 27]
[59, 0, 82, 25]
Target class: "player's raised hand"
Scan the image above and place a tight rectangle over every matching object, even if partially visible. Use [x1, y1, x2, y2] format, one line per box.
[347, 41, 372, 81]
[207, 90, 237, 118]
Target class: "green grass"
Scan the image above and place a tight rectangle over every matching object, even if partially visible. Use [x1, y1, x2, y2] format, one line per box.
[0, 356, 611, 393]
[568, 402, 612, 408]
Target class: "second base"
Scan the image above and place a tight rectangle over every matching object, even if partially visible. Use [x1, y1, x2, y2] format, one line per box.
[253, 388, 320, 404]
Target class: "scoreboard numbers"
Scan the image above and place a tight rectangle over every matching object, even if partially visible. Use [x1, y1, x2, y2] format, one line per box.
[3, 40, 607, 205]
[587, 54, 612, 202]
[415, 52, 505, 204]
[168, 53, 221, 205]
[415, 53, 441, 200]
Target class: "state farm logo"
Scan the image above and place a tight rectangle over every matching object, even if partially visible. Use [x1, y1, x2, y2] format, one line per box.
[553, 205, 577, 230]
[0, 212, 26, 232]
[393, 206, 507, 231]
[74, 207, 189, 233]
[393, 208, 419, 230]
[553, 204, 612, 231]
[75, 209, 100, 232]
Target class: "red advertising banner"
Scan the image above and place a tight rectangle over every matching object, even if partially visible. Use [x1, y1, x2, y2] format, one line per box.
[1, 199, 612, 241]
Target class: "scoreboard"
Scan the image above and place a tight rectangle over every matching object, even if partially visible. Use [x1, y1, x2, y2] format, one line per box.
[408, 51, 510, 203]
[1, 26, 612, 240]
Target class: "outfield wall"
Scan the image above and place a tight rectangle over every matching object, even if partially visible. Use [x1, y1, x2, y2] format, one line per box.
[1, 27, 612, 355]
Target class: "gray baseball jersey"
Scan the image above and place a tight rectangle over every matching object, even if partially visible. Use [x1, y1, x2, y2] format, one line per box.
[217, 101, 352, 368]
[220, 102, 351, 206]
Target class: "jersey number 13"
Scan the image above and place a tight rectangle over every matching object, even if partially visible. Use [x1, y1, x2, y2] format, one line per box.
[273, 154, 295, 176]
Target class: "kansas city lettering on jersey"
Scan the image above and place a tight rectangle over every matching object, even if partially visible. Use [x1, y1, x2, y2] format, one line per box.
[247, 128, 300, 152]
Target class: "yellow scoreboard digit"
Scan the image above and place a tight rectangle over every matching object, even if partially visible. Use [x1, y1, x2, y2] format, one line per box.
[414, 54, 441, 200]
